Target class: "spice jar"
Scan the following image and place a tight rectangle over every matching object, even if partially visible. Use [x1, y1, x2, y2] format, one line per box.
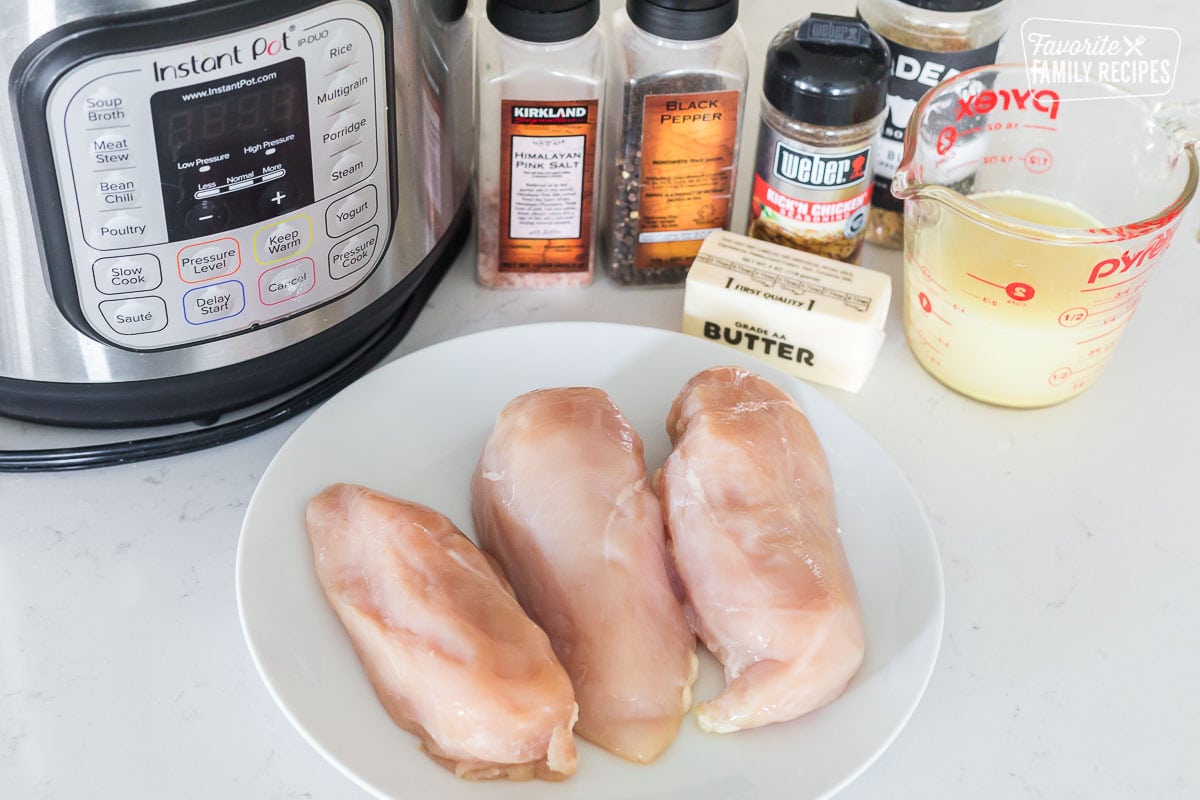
[604, 0, 748, 286]
[476, 0, 606, 288]
[857, 0, 1009, 249]
[748, 14, 890, 264]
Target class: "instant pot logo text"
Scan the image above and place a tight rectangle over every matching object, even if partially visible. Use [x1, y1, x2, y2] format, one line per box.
[954, 88, 1061, 121]
[773, 144, 869, 189]
[1087, 229, 1175, 285]
[152, 33, 294, 82]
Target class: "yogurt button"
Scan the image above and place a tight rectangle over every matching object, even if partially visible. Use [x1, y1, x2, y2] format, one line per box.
[325, 185, 378, 238]
[99, 296, 168, 335]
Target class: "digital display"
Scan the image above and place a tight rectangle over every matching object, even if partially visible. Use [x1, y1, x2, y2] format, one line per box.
[151, 58, 314, 241]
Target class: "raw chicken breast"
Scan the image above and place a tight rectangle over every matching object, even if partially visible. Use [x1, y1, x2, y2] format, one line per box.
[305, 483, 578, 781]
[471, 388, 698, 763]
[658, 367, 865, 733]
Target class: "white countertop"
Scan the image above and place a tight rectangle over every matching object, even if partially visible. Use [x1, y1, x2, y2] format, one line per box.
[3, 1, 1198, 798]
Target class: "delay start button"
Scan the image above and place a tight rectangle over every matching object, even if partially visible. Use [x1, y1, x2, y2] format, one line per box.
[183, 280, 245, 325]
[329, 224, 380, 280]
[178, 238, 240, 283]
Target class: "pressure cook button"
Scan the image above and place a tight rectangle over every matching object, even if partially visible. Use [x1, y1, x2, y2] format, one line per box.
[328, 149, 368, 187]
[81, 88, 128, 127]
[91, 215, 149, 249]
[259, 258, 316, 306]
[96, 175, 140, 210]
[326, 185, 378, 238]
[254, 216, 312, 265]
[184, 201, 230, 237]
[329, 224, 380, 280]
[178, 238, 241, 283]
[99, 296, 168, 335]
[93, 254, 162, 295]
[183, 280, 245, 325]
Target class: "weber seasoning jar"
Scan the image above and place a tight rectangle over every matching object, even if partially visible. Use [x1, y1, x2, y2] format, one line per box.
[475, 0, 606, 288]
[857, 0, 1009, 249]
[748, 14, 889, 264]
[604, 0, 749, 286]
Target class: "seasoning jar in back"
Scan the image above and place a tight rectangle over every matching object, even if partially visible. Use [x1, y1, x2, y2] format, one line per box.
[604, 0, 748, 286]
[748, 13, 890, 263]
[857, 0, 1009, 249]
[476, 0, 606, 288]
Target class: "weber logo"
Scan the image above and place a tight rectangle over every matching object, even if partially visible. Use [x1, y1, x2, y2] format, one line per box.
[773, 143, 870, 189]
[510, 105, 590, 124]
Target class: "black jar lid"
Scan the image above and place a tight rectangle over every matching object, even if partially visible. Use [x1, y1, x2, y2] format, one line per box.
[626, 0, 739, 42]
[487, 0, 600, 43]
[893, 0, 1004, 11]
[762, 13, 890, 127]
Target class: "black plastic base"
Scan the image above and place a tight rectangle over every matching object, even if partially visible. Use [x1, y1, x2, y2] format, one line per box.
[0, 202, 470, 429]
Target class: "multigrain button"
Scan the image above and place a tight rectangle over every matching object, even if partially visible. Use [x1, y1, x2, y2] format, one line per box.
[93, 254, 162, 295]
[254, 215, 311, 264]
[315, 71, 371, 117]
[325, 185, 378, 238]
[183, 280, 245, 324]
[99, 296, 168, 335]
[259, 258, 316, 305]
[90, 214, 149, 249]
[329, 224, 380, 279]
[178, 238, 241, 283]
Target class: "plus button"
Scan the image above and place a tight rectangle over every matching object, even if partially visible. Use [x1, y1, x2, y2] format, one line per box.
[270, 190, 287, 206]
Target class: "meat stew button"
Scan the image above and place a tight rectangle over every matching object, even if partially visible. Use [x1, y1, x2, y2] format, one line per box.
[99, 296, 168, 335]
[329, 224, 380, 280]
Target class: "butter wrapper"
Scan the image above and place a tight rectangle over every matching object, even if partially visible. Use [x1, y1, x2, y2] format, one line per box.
[683, 231, 891, 392]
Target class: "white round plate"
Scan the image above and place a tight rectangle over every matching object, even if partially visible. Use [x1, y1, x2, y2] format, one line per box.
[236, 321, 944, 800]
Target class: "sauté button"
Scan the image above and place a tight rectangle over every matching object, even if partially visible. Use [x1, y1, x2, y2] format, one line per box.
[99, 296, 168, 335]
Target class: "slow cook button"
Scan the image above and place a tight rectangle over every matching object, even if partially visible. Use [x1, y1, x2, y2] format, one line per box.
[89, 214, 149, 250]
[183, 280, 245, 325]
[99, 296, 168, 335]
[93, 254, 162, 295]
[329, 224, 380, 280]
[178, 238, 241, 283]
[259, 258, 316, 306]
[326, 185, 378, 238]
[254, 215, 312, 265]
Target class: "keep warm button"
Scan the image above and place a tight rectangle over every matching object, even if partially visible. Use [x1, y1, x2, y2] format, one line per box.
[329, 224, 380, 280]
[254, 215, 311, 265]
[183, 280, 245, 325]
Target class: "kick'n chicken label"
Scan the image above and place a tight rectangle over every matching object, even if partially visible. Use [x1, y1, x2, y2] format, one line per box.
[749, 126, 875, 254]
[498, 99, 598, 273]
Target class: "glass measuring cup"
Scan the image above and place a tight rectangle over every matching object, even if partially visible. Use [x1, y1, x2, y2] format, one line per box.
[891, 64, 1198, 408]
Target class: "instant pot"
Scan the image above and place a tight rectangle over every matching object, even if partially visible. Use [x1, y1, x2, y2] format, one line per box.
[0, 0, 472, 467]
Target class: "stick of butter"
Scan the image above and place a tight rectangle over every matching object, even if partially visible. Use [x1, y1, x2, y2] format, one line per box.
[682, 231, 891, 392]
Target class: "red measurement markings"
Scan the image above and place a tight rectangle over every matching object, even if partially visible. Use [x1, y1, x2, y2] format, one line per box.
[1081, 275, 1148, 293]
[1023, 124, 1058, 132]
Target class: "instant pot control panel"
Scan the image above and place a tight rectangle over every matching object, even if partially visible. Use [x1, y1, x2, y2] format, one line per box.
[14, 0, 393, 351]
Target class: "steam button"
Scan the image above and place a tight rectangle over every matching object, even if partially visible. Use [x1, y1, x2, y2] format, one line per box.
[99, 296, 168, 335]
